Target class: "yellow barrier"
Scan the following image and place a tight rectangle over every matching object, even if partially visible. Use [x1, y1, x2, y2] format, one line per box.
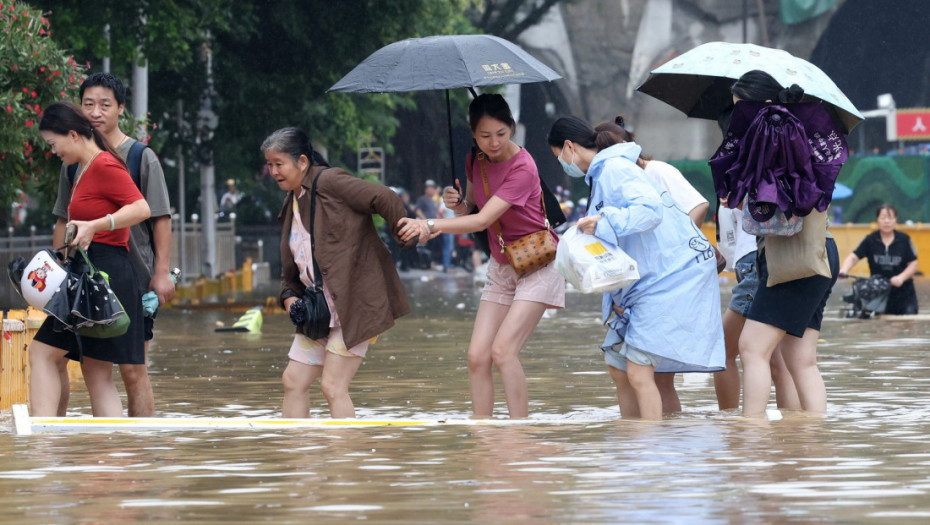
[1, 310, 30, 410]
[167, 258, 255, 308]
[0, 307, 68, 410]
[702, 222, 930, 276]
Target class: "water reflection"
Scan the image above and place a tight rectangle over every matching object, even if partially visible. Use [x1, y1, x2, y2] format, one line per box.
[1, 274, 929, 522]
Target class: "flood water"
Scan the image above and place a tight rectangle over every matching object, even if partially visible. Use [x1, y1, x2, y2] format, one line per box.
[2, 272, 930, 523]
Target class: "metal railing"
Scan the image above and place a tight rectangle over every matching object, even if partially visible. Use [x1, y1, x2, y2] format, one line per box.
[1, 219, 250, 309]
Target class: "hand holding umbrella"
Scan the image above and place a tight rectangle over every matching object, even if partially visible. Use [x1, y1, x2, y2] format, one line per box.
[66, 219, 100, 252]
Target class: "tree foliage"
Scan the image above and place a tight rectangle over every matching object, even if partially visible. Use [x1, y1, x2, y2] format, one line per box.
[0, 0, 85, 226]
[15, 0, 572, 227]
[25, 0, 478, 224]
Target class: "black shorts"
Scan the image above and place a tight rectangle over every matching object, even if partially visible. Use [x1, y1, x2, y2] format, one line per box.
[33, 243, 145, 364]
[746, 237, 839, 338]
[144, 315, 154, 341]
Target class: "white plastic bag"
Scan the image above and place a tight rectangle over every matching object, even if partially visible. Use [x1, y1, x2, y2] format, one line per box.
[716, 207, 738, 271]
[555, 225, 640, 294]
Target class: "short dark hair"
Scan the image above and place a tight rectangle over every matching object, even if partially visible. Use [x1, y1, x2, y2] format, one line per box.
[79, 72, 127, 106]
[876, 203, 898, 219]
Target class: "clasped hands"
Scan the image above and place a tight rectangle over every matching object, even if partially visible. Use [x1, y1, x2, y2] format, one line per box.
[397, 182, 464, 244]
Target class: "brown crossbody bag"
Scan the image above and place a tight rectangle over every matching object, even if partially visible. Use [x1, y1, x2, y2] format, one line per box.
[478, 153, 556, 276]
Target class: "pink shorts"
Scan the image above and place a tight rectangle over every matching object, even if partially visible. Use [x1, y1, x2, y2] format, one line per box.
[480, 258, 565, 308]
[288, 326, 371, 366]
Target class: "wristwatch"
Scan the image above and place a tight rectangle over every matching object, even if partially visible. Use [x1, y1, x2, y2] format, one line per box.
[426, 219, 436, 233]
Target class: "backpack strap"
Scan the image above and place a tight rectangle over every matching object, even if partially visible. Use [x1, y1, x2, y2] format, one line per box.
[125, 140, 147, 189]
[308, 168, 329, 289]
[67, 163, 79, 186]
[66, 141, 148, 191]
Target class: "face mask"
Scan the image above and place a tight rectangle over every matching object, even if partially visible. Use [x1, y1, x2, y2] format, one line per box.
[558, 146, 586, 178]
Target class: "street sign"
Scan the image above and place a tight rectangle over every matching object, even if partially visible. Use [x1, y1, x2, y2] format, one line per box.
[896, 108, 930, 141]
[358, 147, 384, 180]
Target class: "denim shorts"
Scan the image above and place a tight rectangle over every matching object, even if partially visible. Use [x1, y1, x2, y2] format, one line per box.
[728, 252, 758, 316]
[603, 341, 661, 371]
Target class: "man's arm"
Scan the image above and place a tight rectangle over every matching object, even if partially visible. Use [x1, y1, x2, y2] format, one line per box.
[149, 215, 176, 305]
[52, 217, 67, 248]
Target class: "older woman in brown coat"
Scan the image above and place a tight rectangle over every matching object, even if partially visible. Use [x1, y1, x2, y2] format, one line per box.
[264, 127, 413, 418]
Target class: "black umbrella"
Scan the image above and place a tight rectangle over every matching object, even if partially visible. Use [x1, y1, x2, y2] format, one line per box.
[327, 34, 561, 186]
[37, 249, 127, 342]
[66, 250, 126, 330]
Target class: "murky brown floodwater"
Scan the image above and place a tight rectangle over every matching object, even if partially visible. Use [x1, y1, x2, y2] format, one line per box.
[2, 272, 930, 523]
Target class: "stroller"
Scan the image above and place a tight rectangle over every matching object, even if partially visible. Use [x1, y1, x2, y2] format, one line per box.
[841, 274, 891, 319]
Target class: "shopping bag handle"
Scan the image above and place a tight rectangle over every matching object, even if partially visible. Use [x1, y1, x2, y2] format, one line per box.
[74, 246, 99, 277]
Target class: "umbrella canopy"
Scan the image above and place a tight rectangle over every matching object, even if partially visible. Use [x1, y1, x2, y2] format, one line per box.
[637, 41, 863, 133]
[328, 34, 561, 93]
[328, 34, 561, 188]
[832, 182, 853, 199]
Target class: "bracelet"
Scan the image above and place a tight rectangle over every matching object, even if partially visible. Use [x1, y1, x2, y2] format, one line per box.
[455, 199, 470, 216]
[107, 213, 115, 231]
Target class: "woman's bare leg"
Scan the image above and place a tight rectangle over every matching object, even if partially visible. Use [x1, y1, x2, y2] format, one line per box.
[739, 320, 786, 416]
[282, 359, 323, 418]
[319, 353, 364, 418]
[81, 357, 122, 417]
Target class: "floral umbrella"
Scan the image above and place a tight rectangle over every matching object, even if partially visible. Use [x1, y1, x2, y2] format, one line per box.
[637, 41, 863, 133]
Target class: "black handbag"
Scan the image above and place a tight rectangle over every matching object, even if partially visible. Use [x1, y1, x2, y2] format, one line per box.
[297, 169, 331, 340]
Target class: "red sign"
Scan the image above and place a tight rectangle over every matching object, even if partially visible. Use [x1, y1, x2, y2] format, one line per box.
[897, 109, 930, 140]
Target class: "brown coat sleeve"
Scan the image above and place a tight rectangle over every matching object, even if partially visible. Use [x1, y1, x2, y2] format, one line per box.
[328, 171, 415, 249]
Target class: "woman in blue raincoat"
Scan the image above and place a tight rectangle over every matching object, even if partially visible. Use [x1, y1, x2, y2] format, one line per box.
[547, 116, 725, 420]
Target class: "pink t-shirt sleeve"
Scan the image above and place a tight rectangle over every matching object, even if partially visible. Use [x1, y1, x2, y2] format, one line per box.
[493, 159, 534, 208]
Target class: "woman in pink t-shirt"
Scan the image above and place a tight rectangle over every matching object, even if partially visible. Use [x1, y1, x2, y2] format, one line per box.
[398, 94, 565, 418]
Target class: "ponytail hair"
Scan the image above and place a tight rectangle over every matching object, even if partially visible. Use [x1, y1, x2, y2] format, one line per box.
[39, 101, 127, 170]
[260, 127, 329, 167]
[468, 93, 515, 134]
[731, 69, 805, 104]
[591, 115, 651, 161]
[547, 116, 597, 149]
[549, 114, 651, 155]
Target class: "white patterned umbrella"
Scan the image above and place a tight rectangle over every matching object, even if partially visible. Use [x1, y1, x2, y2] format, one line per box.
[637, 41, 863, 133]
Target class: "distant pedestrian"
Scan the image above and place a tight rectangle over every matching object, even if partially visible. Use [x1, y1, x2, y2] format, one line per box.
[838, 204, 918, 315]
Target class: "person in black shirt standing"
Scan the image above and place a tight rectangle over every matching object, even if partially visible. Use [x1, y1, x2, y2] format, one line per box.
[839, 204, 919, 314]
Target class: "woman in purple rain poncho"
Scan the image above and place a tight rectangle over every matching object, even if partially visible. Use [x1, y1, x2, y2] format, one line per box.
[713, 70, 844, 417]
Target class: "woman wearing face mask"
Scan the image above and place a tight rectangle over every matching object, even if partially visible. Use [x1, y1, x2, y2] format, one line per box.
[398, 93, 565, 419]
[546, 116, 725, 420]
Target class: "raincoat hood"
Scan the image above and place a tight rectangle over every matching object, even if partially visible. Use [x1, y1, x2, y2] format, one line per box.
[586, 142, 642, 186]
